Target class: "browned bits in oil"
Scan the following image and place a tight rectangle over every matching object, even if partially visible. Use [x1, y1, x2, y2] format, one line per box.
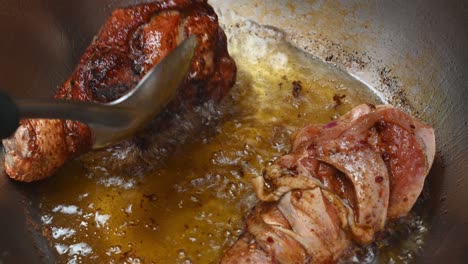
[143, 193, 158, 201]
[292, 80, 303, 98]
[333, 93, 346, 108]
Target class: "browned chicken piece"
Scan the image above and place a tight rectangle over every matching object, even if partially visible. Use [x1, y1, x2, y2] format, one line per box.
[2, 0, 236, 182]
[222, 104, 435, 263]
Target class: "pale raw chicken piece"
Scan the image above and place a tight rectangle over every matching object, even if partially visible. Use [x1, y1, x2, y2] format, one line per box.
[222, 104, 436, 263]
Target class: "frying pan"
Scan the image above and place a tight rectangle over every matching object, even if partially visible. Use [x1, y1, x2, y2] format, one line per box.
[0, 0, 466, 263]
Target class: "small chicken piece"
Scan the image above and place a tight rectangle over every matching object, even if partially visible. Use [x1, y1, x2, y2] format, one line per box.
[222, 104, 435, 263]
[2, 0, 236, 182]
[2, 119, 91, 182]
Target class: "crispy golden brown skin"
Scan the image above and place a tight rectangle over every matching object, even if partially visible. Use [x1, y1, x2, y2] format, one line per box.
[222, 104, 435, 264]
[2, 0, 236, 182]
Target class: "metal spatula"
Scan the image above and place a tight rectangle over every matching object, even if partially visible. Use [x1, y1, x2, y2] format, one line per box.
[0, 35, 197, 149]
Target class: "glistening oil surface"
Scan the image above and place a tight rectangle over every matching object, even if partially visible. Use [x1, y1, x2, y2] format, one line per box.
[37, 19, 428, 264]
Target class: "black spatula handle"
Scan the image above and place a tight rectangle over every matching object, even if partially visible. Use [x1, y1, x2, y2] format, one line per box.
[0, 90, 19, 139]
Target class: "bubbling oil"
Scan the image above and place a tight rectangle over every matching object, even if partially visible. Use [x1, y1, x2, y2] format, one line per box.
[37, 18, 428, 264]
